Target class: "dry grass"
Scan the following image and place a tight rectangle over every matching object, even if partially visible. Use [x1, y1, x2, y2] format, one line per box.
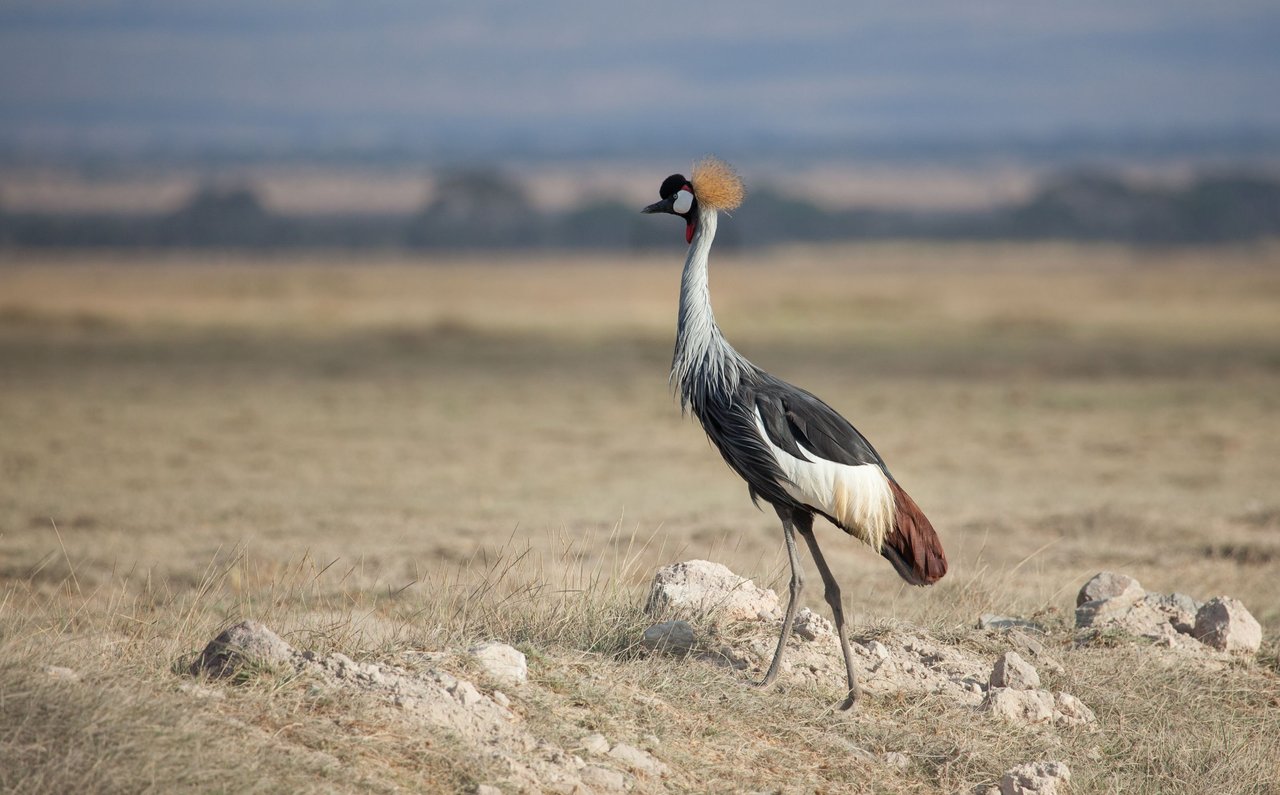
[2, 243, 1279, 793]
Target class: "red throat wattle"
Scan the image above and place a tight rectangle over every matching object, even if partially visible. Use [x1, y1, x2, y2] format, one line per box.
[685, 219, 696, 244]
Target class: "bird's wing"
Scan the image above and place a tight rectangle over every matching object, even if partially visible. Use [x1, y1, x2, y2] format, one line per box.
[754, 377, 888, 473]
[694, 387, 797, 510]
[755, 375, 947, 586]
[752, 376, 947, 586]
[752, 378, 896, 550]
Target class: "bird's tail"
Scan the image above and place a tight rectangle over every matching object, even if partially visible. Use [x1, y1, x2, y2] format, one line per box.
[881, 480, 947, 586]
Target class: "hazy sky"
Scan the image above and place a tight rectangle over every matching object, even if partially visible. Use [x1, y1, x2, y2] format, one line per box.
[2, 1, 1278, 155]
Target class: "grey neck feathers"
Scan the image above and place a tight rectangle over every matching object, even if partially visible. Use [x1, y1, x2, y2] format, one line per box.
[671, 206, 751, 411]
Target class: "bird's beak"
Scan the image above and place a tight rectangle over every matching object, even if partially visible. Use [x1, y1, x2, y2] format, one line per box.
[641, 196, 675, 214]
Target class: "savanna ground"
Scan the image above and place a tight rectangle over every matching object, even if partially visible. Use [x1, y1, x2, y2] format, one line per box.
[2, 243, 1279, 793]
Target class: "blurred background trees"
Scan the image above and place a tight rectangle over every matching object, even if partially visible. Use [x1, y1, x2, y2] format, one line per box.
[2, 168, 1276, 250]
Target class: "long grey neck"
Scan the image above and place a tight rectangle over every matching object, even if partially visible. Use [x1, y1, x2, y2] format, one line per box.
[672, 206, 750, 411]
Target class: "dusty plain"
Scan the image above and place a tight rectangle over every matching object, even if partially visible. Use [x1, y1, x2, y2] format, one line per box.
[2, 243, 1279, 792]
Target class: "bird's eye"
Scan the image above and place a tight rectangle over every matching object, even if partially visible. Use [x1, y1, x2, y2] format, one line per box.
[672, 189, 694, 214]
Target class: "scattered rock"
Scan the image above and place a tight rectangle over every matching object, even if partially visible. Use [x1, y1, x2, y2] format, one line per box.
[1076, 593, 1206, 649]
[1146, 592, 1201, 635]
[42, 665, 80, 682]
[191, 620, 296, 678]
[1006, 630, 1065, 675]
[1073, 572, 1263, 656]
[979, 614, 1046, 633]
[1000, 760, 1071, 794]
[839, 633, 993, 707]
[1077, 571, 1143, 606]
[990, 651, 1040, 691]
[580, 765, 630, 792]
[449, 677, 485, 707]
[986, 686, 1094, 727]
[492, 690, 511, 708]
[1053, 692, 1096, 725]
[607, 743, 669, 777]
[1194, 597, 1262, 654]
[580, 733, 610, 755]
[191, 623, 603, 793]
[794, 607, 833, 641]
[1074, 595, 1151, 630]
[986, 688, 1055, 725]
[641, 620, 696, 656]
[645, 559, 782, 622]
[468, 641, 528, 684]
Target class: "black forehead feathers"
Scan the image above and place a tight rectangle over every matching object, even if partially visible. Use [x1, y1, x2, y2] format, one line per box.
[658, 174, 689, 199]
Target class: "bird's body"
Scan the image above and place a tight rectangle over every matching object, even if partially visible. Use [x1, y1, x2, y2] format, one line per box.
[645, 158, 947, 709]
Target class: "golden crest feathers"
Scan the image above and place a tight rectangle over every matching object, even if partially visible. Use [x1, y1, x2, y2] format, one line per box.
[690, 156, 745, 211]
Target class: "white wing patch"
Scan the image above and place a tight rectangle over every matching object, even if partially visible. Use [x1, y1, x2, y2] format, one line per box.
[754, 408, 894, 552]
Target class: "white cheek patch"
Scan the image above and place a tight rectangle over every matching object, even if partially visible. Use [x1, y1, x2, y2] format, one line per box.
[672, 188, 694, 214]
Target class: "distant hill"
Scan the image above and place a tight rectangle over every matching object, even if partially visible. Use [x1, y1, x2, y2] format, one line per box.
[3, 170, 1279, 250]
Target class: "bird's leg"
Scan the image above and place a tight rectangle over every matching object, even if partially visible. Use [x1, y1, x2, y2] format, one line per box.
[798, 526, 862, 710]
[757, 514, 803, 689]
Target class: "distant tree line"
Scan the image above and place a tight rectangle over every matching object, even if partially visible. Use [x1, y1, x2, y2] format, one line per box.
[1, 170, 1278, 250]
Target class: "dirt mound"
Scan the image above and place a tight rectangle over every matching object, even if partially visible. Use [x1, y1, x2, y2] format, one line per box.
[192, 622, 664, 794]
[183, 565, 1266, 793]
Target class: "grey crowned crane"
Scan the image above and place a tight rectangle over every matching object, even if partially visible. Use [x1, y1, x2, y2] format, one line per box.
[642, 157, 948, 710]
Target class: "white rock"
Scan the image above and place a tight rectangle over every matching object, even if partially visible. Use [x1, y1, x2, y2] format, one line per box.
[449, 678, 485, 707]
[1074, 594, 1153, 629]
[1000, 761, 1071, 794]
[986, 688, 1055, 725]
[990, 651, 1040, 691]
[641, 620, 696, 656]
[1006, 630, 1065, 675]
[607, 743, 669, 777]
[475, 786, 502, 795]
[1145, 592, 1201, 635]
[1077, 571, 1143, 606]
[883, 751, 911, 770]
[580, 733, 610, 755]
[1194, 596, 1262, 654]
[645, 560, 782, 622]
[468, 641, 528, 684]
[191, 620, 296, 678]
[492, 690, 511, 708]
[580, 765, 629, 792]
[865, 640, 890, 660]
[794, 608, 834, 641]
[1053, 692, 1096, 725]
[1075, 590, 1208, 651]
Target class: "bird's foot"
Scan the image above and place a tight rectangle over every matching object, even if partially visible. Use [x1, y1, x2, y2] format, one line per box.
[837, 687, 861, 711]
